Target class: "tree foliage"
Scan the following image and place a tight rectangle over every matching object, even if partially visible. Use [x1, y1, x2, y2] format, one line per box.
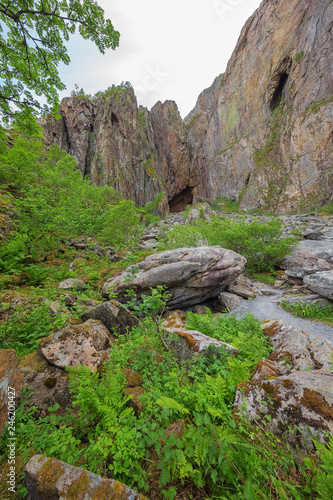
[0, 0, 120, 121]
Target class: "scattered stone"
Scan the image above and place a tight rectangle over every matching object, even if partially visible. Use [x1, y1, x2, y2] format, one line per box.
[25, 455, 146, 500]
[261, 289, 277, 296]
[303, 271, 333, 300]
[228, 284, 256, 299]
[83, 300, 140, 335]
[102, 246, 246, 309]
[281, 240, 333, 278]
[218, 291, 243, 311]
[39, 319, 113, 372]
[58, 278, 86, 291]
[185, 203, 214, 224]
[121, 369, 142, 387]
[0, 350, 23, 437]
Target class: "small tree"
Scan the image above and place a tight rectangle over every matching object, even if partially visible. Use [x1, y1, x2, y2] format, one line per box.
[101, 200, 144, 252]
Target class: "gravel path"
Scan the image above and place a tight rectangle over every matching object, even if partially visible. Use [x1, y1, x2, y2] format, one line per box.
[229, 287, 333, 345]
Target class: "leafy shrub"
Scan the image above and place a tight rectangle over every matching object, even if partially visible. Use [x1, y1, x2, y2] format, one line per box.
[158, 216, 297, 273]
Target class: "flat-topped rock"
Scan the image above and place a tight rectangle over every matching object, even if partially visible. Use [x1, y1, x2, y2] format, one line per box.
[281, 240, 333, 278]
[38, 319, 113, 372]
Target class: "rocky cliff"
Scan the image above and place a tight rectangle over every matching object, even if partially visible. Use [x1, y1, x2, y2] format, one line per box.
[41, 0, 333, 214]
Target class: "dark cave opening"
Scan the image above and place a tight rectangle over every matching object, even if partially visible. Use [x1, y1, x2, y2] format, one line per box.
[270, 71, 289, 111]
[169, 186, 194, 213]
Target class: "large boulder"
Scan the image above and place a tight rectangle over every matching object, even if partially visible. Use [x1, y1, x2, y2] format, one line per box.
[304, 271, 333, 300]
[25, 455, 146, 499]
[281, 240, 333, 278]
[235, 323, 333, 449]
[0, 350, 23, 437]
[38, 319, 113, 372]
[102, 247, 246, 309]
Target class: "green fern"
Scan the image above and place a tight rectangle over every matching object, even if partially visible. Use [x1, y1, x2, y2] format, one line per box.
[156, 396, 190, 415]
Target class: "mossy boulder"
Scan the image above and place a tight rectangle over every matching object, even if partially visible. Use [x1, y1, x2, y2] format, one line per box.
[25, 455, 146, 499]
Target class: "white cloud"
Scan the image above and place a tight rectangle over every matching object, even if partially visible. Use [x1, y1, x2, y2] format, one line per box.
[58, 0, 262, 117]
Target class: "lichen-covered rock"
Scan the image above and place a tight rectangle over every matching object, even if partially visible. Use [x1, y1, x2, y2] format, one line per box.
[25, 455, 146, 499]
[235, 370, 333, 449]
[185, 203, 214, 224]
[281, 240, 333, 278]
[0, 350, 23, 437]
[58, 278, 86, 291]
[162, 312, 238, 361]
[303, 271, 333, 300]
[102, 246, 246, 309]
[83, 300, 139, 336]
[19, 352, 72, 418]
[38, 319, 113, 372]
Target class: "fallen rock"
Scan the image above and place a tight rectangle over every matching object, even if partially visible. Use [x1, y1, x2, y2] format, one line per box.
[227, 284, 256, 299]
[102, 246, 246, 309]
[281, 240, 333, 278]
[303, 271, 333, 300]
[58, 278, 86, 291]
[19, 352, 72, 418]
[218, 291, 243, 311]
[124, 387, 145, 415]
[83, 300, 140, 335]
[185, 203, 214, 224]
[0, 350, 23, 437]
[25, 455, 146, 499]
[162, 312, 238, 361]
[39, 319, 113, 372]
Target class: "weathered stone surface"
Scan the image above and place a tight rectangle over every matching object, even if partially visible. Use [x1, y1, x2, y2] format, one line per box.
[162, 312, 238, 361]
[25, 455, 146, 500]
[38, 319, 113, 372]
[58, 278, 86, 291]
[19, 352, 71, 418]
[0, 350, 23, 437]
[102, 246, 246, 309]
[235, 320, 333, 449]
[185, 203, 214, 224]
[218, 291, 243, 312]
[83, 300, 140, 336]
[186, 0, 333, 213]
[227, 284, 256, 300]
[304, 271, 333, 300]
[282, 240, 333, 278]
[235, 370, 333, 449]
[124, 387, 145, 415]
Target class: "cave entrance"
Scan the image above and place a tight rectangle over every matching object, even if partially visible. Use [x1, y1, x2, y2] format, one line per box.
[270, 71, 289, 111]
[169, 186, 194, 213]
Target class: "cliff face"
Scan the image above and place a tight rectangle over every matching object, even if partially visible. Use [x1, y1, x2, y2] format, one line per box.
[41, 0, 333, 214]
[40, 87, 191, 214]
[186, 0, 333, 212]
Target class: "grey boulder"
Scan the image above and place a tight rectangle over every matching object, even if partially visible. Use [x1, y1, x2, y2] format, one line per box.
[281, 240, 333, 278]
[304, 271, 333, 301]
[102, 246, 246, 309]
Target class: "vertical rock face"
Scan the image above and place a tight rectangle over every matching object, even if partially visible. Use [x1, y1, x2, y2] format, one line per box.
[41, 0, 333, 214]
[186, 0, 333, 212]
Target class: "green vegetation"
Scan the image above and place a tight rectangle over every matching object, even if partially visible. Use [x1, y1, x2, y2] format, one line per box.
[294, 51, 305, 63]
[1, 290, 332, 499]
[158, 216, 297, 273]
[281, 300, 333, 325]
[0, 1, 119, 122]
[210, 197, 239, 213]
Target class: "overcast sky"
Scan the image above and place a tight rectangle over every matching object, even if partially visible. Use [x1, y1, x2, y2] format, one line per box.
[59, 0, 263, 118]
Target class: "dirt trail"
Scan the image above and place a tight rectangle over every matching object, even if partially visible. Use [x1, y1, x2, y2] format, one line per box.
[230, 286, 333, 345]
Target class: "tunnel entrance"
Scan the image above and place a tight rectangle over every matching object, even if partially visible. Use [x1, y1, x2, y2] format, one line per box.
[169, 186, 194, 213]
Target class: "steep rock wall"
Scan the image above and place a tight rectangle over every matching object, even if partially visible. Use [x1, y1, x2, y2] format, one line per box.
[186, 0, 333, 212]
[41, 0, 333, 214]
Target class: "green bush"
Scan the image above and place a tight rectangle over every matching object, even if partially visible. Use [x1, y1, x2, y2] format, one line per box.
[158, 216, 296, 273]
